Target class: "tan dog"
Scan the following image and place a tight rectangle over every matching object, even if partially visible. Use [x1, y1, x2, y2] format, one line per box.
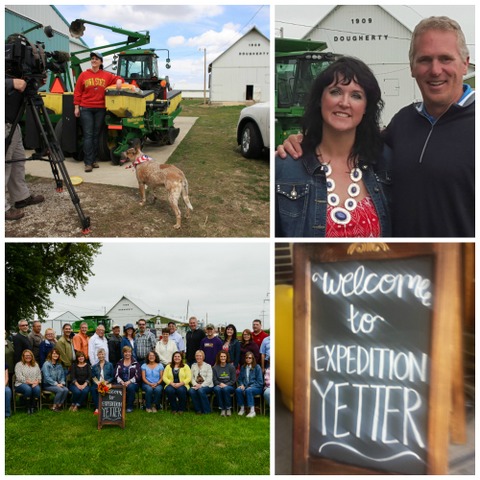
[123, 146, 193, 229]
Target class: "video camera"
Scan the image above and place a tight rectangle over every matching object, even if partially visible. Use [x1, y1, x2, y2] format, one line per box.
[5, 34, 70, 91]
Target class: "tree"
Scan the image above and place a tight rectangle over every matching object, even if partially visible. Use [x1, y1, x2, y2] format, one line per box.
[5, 243, 102, 332]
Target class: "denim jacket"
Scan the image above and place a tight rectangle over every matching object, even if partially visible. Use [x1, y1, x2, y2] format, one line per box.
[275, 150, 392, 237]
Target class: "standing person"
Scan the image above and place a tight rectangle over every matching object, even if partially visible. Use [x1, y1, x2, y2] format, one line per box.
[155, 328, 178, 367]
[73, 52, 123, 172]
[69, 351, 91, 411]
[168, 322, 185, 354]
[107, 324, 122, 366]
[275, 56, 390, 237]
[260, 335, 270, 372]
[239, 329, 260, 366]
[13, 320, 31, 364]
[200, 324, 223, 366]
[28, 321, 43, 364]
[251, 319, 269, 349]
[236, 353, 264, 418]
[114, 346, 141, 413]
[121, 323, 137, 360]
[14, 349, 41, 414]
[55, 323, 75, 379]
[5, 53, 45, 221]
[189, 350, 214, 415]
[39, 328, 56, 367]
[212, 351, 237, 417]
[90, 348, 114, 415]
[186, 316, 206, 367]
[141, 351, 164, 413]
[73, 322, 90, 363]
[41, 348, 69, 412]
[222, 324, 240, 369]
[163, 351, 191, 415]
[278, 17, 474, 238]
[88, 324, 109, 366]
[135, 319, 156, 365]
[384, 16, 474, 237]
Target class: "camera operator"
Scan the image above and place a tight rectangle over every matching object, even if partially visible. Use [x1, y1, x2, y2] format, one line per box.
[5, 38, 44, 221]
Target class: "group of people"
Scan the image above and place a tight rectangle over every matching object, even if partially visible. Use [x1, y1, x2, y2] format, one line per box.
[276, 16, 474, 238]
[5, 317, 270, 418]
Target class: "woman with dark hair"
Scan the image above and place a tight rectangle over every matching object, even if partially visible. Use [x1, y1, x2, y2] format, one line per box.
[222, 324, 240, 368]
[41, 347, 69, 412]
[163, 351, 191, 414]
[114, 346, 141, 413]
[69, 351, 91, 411]
[275, 56, 391, 237]
[73, 51, 123, 172]
[239, 329, 260, 367]
[14, 349, 42, 414]
[235, 352, 264, 418]
[121, 323, 137, 360]
[141, 350, 164, 413]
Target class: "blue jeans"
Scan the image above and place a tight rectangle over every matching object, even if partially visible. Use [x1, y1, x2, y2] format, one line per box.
[264, 388, 270, 406]
[236, 386, 263, 407]
[90, 385, 100, 409]
[5, 386, 12, 417]
[189, 386, 213, 413]
[142, 384, 163, 409]
[80, 107, 106, 166]
[43, 384, 69, 405]
[213, 385, 234, 410]
[125, 383, 139, 410]
[15, 383, 41, 407]
[69, 384, 89, 406]
[165, 385, 187, 412]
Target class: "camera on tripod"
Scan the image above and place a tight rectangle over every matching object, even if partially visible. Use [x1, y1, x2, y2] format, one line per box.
[5, 33, 70, 94]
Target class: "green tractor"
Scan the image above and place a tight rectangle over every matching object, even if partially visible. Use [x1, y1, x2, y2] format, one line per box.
[71, 316, 112, 336]
[275, 37, 340, 147]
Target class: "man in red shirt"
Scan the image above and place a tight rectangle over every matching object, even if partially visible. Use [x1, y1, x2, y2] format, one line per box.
[251, 319, 268, 348]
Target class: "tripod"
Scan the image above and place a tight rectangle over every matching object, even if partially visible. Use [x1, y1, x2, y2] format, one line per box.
[6, 82, 91, 234]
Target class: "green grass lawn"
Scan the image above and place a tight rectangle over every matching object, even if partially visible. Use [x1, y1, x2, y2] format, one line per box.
[5, 406, 270, 475]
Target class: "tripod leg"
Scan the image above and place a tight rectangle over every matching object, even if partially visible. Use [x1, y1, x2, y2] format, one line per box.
[28, 96, 91, 234]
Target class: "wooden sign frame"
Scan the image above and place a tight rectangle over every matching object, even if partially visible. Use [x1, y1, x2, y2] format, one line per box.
[98, 385, 126, 430]
[293, 243, 465, 475]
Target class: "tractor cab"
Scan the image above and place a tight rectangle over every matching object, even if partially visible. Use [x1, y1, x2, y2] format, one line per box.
[116, 49, 170, 99]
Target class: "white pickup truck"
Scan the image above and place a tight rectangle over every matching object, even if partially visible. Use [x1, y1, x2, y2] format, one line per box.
[236, 102, 269, 159]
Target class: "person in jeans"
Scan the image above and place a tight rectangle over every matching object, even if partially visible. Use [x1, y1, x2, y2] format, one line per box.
[69, 351, 91, 411]
[73, 51, 122, 172]
[141, 351, 164, 413]
[189, 350, 214, 415]
[212, 351, 236, 417]
[14, 349, 41, 414]
[114, 346, 140, 413]
[41, 348, 69, 412]
[236, 353, 264, 418]
[90, 348, 114, 415]
[163, 351, 191, 415]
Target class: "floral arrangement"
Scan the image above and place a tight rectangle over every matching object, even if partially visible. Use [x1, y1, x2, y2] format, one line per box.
[93, 377, 112, 396]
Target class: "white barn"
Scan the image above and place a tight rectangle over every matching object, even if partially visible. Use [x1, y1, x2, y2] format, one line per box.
[302, 5, 475, 126]
[106, 295, 156, 331]
[209, 26, 270, 103]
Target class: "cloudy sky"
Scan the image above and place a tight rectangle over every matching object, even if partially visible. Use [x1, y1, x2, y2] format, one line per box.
[55, 4, 270, 90]
[47, 242, 271, 331]
[275, 4, 475, 60]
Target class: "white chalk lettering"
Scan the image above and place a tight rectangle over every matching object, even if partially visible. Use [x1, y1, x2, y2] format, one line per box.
[347, 303, 385, 333]
[312, 265, 432, 306]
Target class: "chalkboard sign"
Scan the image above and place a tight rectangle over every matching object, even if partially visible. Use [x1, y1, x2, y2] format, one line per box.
[293, 243, 464, 475]
[98, 385, 126, 430]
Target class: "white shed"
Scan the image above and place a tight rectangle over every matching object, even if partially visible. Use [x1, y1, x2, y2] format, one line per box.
[302, 5, 474, 125]
[209, 26, 270, 103]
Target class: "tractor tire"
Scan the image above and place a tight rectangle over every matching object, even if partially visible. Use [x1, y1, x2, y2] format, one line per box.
[240, 122, 263, 159]
[98, 126, 113, 162]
